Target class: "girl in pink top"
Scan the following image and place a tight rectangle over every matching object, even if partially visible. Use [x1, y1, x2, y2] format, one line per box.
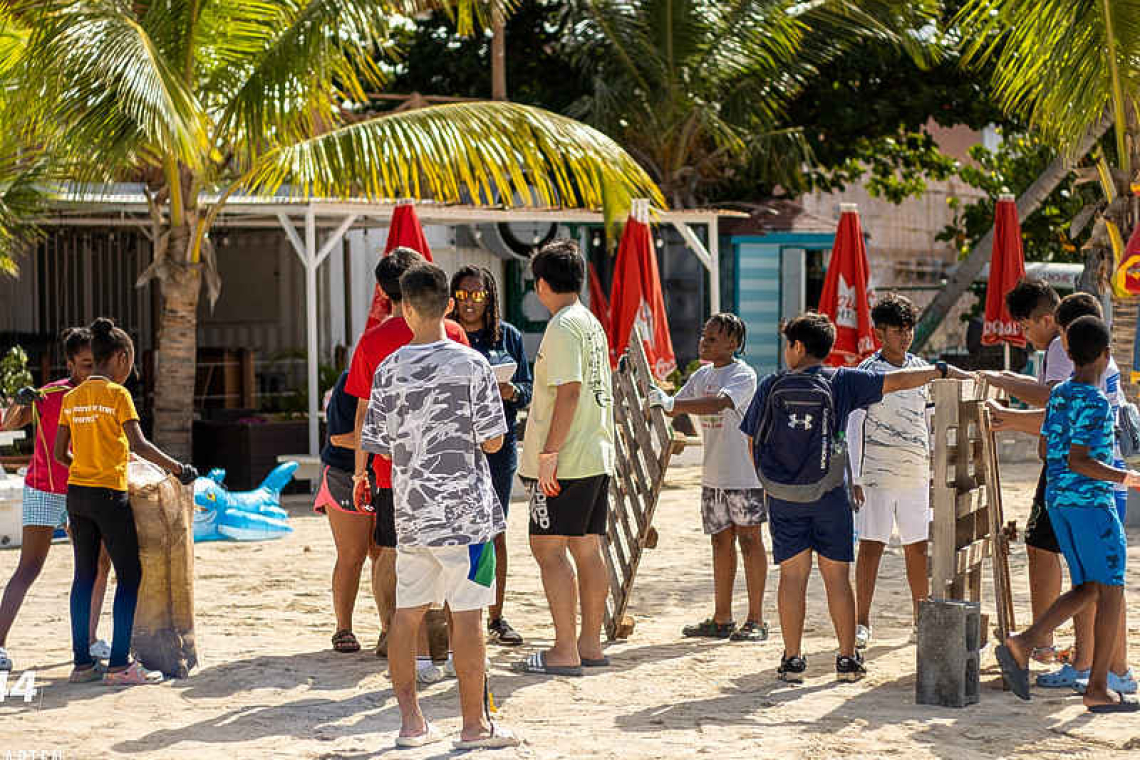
[0, 328, 111, 671]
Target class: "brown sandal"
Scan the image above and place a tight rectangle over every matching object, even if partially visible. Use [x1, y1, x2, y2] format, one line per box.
[332, 629, 361, 653]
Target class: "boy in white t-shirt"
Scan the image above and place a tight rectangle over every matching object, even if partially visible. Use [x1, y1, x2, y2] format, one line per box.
[648, 314, 768, 642]
[845, 294, 931, 648]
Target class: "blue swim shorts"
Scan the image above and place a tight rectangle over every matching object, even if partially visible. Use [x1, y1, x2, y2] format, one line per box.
[1048, 505, 1127, 587]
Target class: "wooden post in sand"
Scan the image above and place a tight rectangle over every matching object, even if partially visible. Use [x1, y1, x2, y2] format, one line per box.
[129, 466, 198, 678]
[928, 380, 1015, 638]
[603, 336, 685, 640]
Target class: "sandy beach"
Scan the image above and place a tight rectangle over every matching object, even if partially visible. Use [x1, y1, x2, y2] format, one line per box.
[3, 456, 1140, 759]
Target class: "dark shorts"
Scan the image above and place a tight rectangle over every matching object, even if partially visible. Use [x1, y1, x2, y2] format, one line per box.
[1049, 505, 1127, 586]
[1025, 466, 1060, 553]
[767, 488, 855, 564]
[313, 465, 363, 515]
[486, 436, 518, 519]
[524, 475, 610, 537]
[372, 486, 397, 548]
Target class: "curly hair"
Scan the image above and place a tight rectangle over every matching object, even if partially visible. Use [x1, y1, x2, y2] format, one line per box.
[706, 312, 747, 355]
[871, 292, 917, 329]
[448, 265, 502, 344]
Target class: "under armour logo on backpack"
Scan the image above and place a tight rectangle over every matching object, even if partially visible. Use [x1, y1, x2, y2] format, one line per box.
[787, 413, 814, 430]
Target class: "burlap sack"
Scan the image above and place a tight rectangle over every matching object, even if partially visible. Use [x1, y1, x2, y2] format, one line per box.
[127, 461, 197, 678]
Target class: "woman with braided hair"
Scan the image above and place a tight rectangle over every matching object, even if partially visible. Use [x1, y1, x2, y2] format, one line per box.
[449, 265, 533, 646]
[0, 328, 112, 672]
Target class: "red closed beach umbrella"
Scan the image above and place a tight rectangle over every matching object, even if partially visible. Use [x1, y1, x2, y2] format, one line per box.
[982, 193, 1026, 353]
[818, 203, 877, 366]
[365, 201, 434, 331]
[609, 199, 676, 380]
[587, 262, 612, 341]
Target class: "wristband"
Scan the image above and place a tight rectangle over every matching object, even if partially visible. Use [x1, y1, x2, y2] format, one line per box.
[935, 360, 949, 379]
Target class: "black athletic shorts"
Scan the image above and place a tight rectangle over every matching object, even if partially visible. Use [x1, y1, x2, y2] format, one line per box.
[1024, 465, 1060, 553]
[525, 475, 610, 537]
[372, 486, 397, 548]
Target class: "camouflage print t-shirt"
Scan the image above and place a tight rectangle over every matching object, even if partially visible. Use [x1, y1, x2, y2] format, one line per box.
[360, 340, 509, 547]
[1043, 379, 1115, 511]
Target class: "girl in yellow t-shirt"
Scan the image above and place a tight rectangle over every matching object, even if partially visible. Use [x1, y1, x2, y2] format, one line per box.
[54, 318, 197, 686]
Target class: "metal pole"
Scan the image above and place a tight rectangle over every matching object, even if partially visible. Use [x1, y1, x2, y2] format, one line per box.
[708, 215, 720, 315]
[305, 207, 320, 458]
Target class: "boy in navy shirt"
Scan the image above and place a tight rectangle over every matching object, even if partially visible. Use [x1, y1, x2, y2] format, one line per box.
[740, 313, 970, 682]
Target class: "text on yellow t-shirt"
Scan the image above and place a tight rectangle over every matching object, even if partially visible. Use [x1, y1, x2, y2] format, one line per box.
[60, 378, 139, 491]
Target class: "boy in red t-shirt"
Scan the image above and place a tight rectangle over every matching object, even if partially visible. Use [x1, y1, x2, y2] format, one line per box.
[345, 247, 468, 669]
[0, 328, 111, 672]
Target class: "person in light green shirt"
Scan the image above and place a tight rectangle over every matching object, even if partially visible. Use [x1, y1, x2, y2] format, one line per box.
[513, 240, 615, 678]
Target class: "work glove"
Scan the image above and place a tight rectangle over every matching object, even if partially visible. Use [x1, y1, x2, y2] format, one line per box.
[177, 463, 199, 485]
[647, 388, 674, 413]
[14, 386, 41, 407]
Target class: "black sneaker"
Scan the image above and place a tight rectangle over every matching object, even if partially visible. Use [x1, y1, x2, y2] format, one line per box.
[488, 617, 524, 646]
[836, 652, 866, 682]
[682, 618, 735, 639]
[777, 653, 807, 683]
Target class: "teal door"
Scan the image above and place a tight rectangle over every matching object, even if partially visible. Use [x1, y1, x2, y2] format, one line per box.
[734, 241, 782, 377]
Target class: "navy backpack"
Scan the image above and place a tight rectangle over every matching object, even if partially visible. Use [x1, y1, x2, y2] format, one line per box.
[755, 368, 847, 503]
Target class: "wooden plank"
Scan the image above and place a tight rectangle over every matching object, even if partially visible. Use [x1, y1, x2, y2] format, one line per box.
[954, 488, 987, 519]
[954, 536, 991, 575]
[931, 380, 959, 598]
[979, 405, 1016, 641]
[603, 338, 677, 638]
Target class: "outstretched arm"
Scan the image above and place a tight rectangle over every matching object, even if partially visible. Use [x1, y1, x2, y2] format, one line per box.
[977, 370, 1052, 408]
[123, 420, 184, 477]
[881, 363, 972, 395]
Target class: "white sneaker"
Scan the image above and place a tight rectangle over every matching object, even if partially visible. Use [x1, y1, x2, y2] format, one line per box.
[443, 655, 492, 678]
[89, 639, 112, 660]
[416, 662, 445, 685]
[855, 625, 872, 650]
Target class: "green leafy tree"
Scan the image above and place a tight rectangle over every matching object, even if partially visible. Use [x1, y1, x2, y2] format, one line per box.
[5, 0, 662, 457]
[943, 0, 1140, 364]
[562, 0, 941, 208]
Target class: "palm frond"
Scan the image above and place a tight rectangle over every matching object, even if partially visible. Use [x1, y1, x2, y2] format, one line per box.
[0, 143, 49, 276]
[955, 0, 1140, 155]
[207, 0, 394, 166]
[243, 100, 664, 213]
[12, 1, 207, 174]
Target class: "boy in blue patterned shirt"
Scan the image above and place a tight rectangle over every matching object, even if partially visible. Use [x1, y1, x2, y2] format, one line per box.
[996, 316, 1140, 712]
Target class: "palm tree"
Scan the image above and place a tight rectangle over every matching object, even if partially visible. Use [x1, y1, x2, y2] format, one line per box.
[5, 0, 662, 458]
[0, 11, 48, 276]
[941, 0, 1140, 384]
[563, 0, 940, 208]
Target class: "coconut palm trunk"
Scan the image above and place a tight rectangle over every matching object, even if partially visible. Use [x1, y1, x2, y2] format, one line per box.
[152, 259, 201, 459]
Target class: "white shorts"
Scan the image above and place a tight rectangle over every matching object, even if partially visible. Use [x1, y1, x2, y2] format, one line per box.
[396, 543, 496, 612]
[856, 486, 930, 545]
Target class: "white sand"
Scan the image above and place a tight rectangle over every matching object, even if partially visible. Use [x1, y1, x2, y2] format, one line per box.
[2, 460, 1140, 759]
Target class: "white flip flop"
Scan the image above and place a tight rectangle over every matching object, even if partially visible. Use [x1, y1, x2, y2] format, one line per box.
[454, 722, 521, 750]
[395, 720, 444, 748]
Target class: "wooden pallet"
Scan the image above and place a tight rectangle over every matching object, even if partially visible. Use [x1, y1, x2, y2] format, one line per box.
[603, 337, 685, 640]
[930, 379, 1015, 642]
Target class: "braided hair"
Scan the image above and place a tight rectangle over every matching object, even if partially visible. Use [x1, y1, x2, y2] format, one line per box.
[707, 312, 747, 356]
[449, 265, 502, 344]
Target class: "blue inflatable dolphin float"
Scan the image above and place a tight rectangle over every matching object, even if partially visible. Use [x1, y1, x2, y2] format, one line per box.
[192, 462, 296, 542]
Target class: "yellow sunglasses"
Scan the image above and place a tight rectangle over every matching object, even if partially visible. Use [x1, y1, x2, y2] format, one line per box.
[455, 289, 487, 303]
